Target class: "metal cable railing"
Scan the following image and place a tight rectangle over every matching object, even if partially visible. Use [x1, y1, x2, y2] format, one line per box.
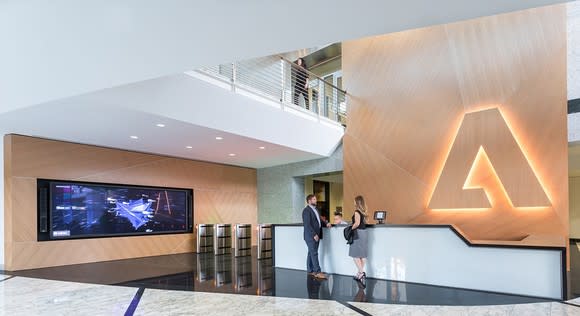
[196, 56, 347, 125]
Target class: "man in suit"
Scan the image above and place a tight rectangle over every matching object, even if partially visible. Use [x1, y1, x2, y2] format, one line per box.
[303, 194, 332, 279]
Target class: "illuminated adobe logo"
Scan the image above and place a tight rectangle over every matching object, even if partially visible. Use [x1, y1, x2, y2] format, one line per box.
[428, 108, 550, 210]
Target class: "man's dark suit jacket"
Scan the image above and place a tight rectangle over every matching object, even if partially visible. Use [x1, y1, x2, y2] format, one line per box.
[302, 205, 328, 241]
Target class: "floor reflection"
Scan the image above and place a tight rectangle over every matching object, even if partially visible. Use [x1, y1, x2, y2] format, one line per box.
[196, 253, 214, 283]
[214, 254, 232, 288]
[257, 258, 273, 295]
[274, 269, 555, 306]
[306, 275, 322, 300]
[117, 252, 272, 297]
[117, 255, 553, 306]
[9, 251, 556, 306]
[234, 256, 252, 291]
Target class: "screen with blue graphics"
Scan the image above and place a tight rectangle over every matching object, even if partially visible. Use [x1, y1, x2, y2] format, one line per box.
[39, 180, 192, 240]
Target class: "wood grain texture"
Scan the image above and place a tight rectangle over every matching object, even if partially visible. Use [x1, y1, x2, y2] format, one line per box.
[4, 135, 257, 270]
[343, 5, 568, 246]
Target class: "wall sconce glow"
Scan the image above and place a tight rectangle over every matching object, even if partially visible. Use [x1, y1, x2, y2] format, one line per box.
[130, 136, 139, 140]
[156, 123, 165, 128]
[428, 107, 550, 210]
[216, 137, 223, 140]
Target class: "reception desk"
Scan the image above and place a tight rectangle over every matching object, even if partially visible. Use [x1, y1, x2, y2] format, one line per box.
[273, 224, 565, 300]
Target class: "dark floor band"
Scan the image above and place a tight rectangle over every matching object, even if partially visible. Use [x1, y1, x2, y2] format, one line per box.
[124, 287, 146, 316]
[0, 276, 15, 283]
[337, 300, 373, 316]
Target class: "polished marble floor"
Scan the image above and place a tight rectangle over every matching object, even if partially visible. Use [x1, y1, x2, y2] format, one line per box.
[3, 251, 580, 315]
[0, 274, 579, 315]
[0, 276, 135, 315]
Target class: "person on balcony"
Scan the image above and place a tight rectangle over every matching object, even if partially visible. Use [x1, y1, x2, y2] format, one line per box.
[292, 58, 310, 109]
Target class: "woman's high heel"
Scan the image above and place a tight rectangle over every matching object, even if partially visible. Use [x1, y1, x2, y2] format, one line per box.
[361, 272, 367, 286]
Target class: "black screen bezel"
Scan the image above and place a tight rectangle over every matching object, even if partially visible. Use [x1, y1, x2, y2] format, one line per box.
[37, 179, 193, 241]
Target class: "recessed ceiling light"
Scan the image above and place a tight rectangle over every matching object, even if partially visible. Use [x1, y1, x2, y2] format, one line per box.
[186, 146, 193, 149]
[228, 153, 236, 157]
[156, 123, 165, 128]
[130, 136, 139, 139]
[215, 136, 223, 140]
[259, 146, 265, 150]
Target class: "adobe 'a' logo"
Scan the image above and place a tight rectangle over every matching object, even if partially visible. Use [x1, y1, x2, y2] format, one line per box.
[428, 108, 550, 210]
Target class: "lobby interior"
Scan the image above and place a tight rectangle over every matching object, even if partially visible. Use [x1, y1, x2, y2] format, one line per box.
[3, 1, 580, 315]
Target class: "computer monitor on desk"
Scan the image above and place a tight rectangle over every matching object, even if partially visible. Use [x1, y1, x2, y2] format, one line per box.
[374, 210, 387, 224]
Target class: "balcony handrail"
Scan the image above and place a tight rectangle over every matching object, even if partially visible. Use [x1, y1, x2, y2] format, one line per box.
[279, 56, 346, 94]
[194, 55, 347, 126]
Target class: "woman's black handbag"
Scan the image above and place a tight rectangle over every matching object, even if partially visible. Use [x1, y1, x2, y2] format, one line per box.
[343, 225, 357, 244]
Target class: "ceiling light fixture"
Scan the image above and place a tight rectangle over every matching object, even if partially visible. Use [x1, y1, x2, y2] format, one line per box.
[186, 146, 193, 149]
[216, 136, 223, 140]
[156, 123, 165, 128]
[228, 153, 236, 157]
[130, 136, 139, 139]
[259, 146, 265, 150]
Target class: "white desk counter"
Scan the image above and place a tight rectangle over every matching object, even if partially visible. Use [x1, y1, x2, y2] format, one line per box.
[273, 224, 565, 300]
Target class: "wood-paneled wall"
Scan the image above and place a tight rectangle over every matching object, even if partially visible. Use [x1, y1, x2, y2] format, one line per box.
[343, 5, 568, 246]
[4, 135, 257, 270]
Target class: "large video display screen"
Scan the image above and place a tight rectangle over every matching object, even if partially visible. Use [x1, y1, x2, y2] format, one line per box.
[38, 180, 193, 240]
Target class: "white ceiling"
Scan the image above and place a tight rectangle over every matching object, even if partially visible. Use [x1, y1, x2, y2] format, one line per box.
[0, 0, 569, 113]
[80, 72, 345, 159]
[0, 72, 344, 169]
[0, 0, 571, 169]
[0, 100, 322, 169]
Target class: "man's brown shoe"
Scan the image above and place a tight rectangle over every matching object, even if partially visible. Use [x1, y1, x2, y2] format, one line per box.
[313, 272, 328, 280]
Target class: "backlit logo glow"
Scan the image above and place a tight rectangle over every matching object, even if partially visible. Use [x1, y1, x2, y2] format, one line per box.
[428, 108, 550, 210]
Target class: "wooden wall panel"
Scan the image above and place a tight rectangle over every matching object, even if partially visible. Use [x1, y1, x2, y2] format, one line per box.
[344, 26, 465, 185]
[343, 5, 568, 246]
[4, 135, 257, 270]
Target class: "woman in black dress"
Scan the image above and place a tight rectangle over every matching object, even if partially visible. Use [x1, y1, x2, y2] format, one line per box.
[349, 195, 368, 283]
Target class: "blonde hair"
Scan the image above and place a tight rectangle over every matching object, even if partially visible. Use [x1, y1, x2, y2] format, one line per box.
[354, 195, 367, 217]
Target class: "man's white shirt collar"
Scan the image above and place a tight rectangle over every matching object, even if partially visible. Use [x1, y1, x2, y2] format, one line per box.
[309, 204, 321, 227]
